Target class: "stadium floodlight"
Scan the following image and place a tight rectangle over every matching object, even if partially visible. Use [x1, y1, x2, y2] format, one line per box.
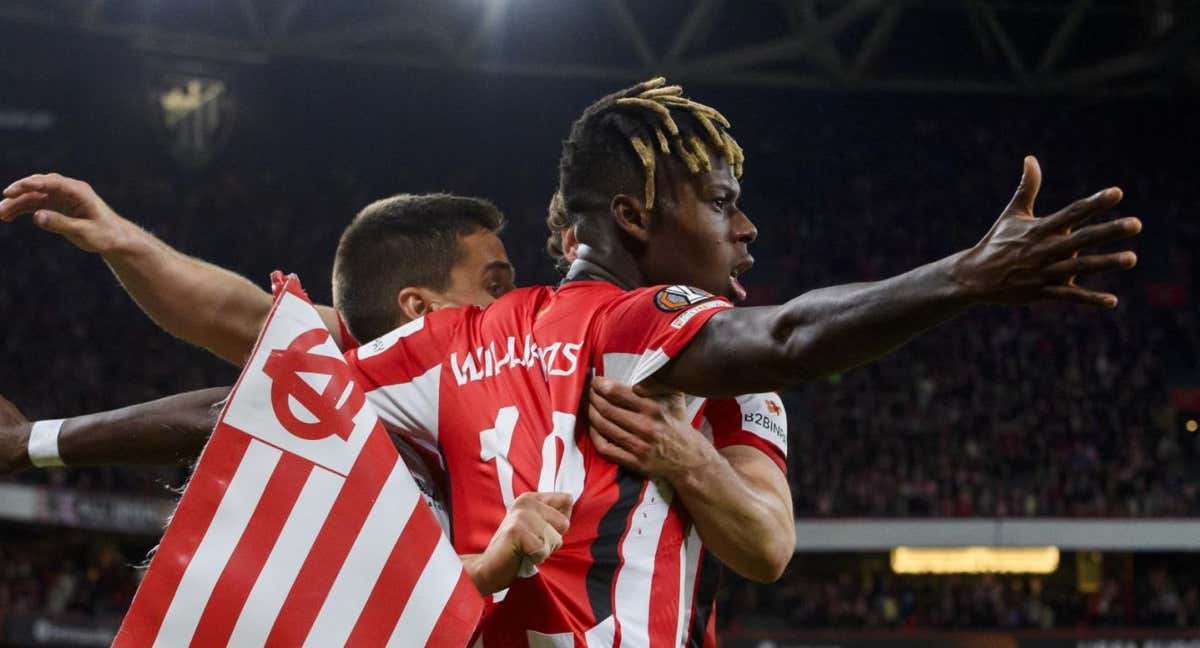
[890, 546, 1060, 575]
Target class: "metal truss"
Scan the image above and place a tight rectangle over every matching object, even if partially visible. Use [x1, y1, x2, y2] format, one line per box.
[1, 0, 1197, 95]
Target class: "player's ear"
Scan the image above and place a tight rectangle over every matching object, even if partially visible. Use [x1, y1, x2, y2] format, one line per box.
[609, 193, 651, 243]
[561, 225, 580, 264]
[397, 286, 434, 321]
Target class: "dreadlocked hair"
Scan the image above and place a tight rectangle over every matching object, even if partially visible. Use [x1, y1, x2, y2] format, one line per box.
[558, 77, 744, 221]
[545, 190, 572, 274]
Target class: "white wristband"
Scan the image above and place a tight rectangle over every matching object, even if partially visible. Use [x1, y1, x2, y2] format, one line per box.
[28, 419, 67, 468]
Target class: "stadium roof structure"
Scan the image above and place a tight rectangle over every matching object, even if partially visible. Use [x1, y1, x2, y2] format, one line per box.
[0, 0, 1198, 96]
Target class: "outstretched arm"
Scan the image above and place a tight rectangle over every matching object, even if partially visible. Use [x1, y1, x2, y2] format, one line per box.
[654, 157, 1143, 397]
[0, 389, 228, 475]
[0, 174, 341, 365]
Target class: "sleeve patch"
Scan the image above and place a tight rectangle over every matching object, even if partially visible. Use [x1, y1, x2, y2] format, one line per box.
[670, 300, 728, 329]
[736, 393, 788, 456]
[653, 285, 715, 312]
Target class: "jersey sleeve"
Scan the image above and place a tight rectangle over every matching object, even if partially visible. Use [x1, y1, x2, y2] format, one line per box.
[595, 285, 732, 385]
[346, 308, 465, 457]
[701, 394, 788, 473]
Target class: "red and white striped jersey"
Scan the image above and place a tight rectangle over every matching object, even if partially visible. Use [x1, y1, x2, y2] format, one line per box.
[347, 281, 787, 647]
[117, 277, 482, 647]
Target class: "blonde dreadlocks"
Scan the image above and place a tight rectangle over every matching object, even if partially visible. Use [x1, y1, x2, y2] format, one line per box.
[558, 77, 745, 219]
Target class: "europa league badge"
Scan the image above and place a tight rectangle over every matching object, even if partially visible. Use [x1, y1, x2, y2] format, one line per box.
[150, 73, 235, 169]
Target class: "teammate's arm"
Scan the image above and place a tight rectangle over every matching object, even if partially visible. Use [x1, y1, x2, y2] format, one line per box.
[0, 173, 342, 365]
[1, 391, 570, 597]
[460, 492, 572, 595]
[0, 390, 227, 475]
[586, 380, 793, 583]
[654, 158, 1143, 397]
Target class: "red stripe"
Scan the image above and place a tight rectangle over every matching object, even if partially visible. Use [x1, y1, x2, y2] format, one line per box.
[714, 432, 787, 473]
[703, 608, 717, 648]
[263, 429, 399, 647]
[188, 453, 314, 647]
[647, 502, 686, 648]
[424, 572, 485, 647]
[342, 505, 442, 646]
[113, 426, 252, 648]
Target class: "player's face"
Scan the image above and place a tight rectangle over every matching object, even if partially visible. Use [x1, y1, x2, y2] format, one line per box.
[431, 230, 516, 310]
[644, 155, 757, 302]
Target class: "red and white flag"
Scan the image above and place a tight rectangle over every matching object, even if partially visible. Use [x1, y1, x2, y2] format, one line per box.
[115, 275, 482, 647]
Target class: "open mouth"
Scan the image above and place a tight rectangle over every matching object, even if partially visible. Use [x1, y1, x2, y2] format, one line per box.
[730, 258, 754, 302]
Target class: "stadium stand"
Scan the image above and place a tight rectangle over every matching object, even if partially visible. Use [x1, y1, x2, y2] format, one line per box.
[1, 72, 1197, 638]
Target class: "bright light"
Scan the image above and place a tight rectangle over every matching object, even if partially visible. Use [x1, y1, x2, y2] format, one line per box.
[890, 546, 1060, 574]
[1187, 419, 1198, 433]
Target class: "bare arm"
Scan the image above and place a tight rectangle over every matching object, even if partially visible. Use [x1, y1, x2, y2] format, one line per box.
[655, 157, 1142, 397]
[0, 173, 341, 365]
[2, 390, 573, 598]
[586, 379, 794, 582]
[0, 389, 228, 475]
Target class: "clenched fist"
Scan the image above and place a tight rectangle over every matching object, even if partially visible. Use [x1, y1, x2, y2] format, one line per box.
[462, 491, 572, 595]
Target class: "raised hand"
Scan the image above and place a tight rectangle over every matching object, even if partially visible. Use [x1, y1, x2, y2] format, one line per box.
[0, 173, 136, 254]
[0, 394, 32, 475]
[951, 156, 1142, 308]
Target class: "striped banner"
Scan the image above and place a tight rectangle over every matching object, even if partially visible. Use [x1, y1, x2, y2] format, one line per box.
[114, 275, 481, 647]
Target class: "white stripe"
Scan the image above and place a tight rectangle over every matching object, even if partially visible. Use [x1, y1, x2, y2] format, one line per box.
[303, 459, 419, 648]
[367, 363, 443, 445]
[601, 350, 676, 386]
[528, 629, 575, 647]
[734, 393, 788, 456]
[357, 316, 426, 359]
[227, 466, 345, 647]
[611, 481, 673, 647]
[584, 616, 616, 648]
[630, 348, 671, 384]
[674, 528, 703, 647]
[385, 533, 461, 646]
[152, 440, 282, 648]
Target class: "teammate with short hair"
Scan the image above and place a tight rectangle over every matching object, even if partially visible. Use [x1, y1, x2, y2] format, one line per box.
[0, 180, 788, 642]
[0, 191, 566, 597]
[342, 78, 1139, 644]
[1, 77, 1140, 645]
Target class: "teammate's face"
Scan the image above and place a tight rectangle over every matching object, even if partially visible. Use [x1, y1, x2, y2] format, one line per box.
[429, 230, 516, 310]
[643, 155, 757, 302]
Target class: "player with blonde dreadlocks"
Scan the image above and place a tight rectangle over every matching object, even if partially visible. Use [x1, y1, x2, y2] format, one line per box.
[555, 76, 1138, 380]
[1, 76, 1140, 646]
[557, 76, 759, 304]
[521, 75, 1136, 644]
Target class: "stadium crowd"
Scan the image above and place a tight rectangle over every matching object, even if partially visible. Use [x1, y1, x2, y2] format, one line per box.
[720, 556, 1200, 631]
[1, 90, 1197, 632]
[0, 524, 142, 622]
